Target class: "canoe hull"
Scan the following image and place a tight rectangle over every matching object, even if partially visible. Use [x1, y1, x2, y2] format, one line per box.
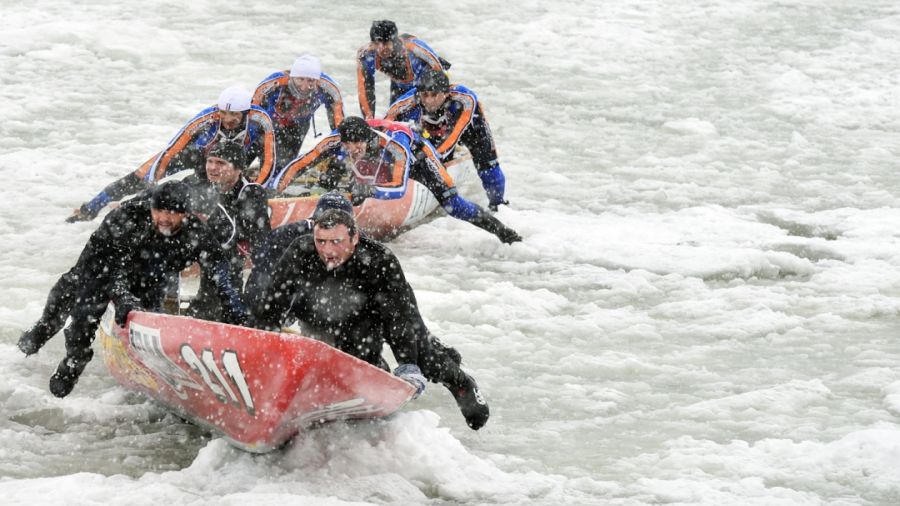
[98, 307, 414, 452]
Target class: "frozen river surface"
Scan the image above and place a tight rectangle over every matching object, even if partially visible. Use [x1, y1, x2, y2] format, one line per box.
[2, 1, 900, 504]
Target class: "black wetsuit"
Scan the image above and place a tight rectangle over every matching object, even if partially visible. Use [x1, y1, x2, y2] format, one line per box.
[26, 198, 246, 388]
[243, 219, 313, 301]
[189, 179, 271, 321]
[251, 234, 465, 385]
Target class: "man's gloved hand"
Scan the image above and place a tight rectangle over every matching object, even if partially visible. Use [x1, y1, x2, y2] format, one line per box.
[114, 293, 142, 327]
[318, 160, 346, 189]
[66, 191, 111, 223]
[223, 303, 250, 327]
[66, 207, 94, 223]
[488, 200, 509, 212]
[394, 363, 427, 399]
[349, 181, 375, 206]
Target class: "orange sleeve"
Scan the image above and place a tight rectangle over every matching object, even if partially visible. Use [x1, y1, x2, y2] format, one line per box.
[435, 93, 475, 156]
[251, 111, 277, 185]
[274, 135, 341, 193]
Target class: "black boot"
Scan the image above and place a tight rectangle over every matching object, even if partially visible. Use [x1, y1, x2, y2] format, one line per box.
[431, 335, 462, 365]
[444, 373, 490, 430]
[49, 349, 93, 398]
[470, 210, 522, 244]
[17, 321, 54, 356]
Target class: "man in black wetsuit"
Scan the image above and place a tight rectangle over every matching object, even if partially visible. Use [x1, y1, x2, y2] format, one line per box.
[251, 203, 490, 430]
[186, 141, 271, 321]
[18, 181, 247, 397]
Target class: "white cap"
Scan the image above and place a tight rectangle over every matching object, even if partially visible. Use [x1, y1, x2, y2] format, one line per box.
[289, 55, 322, 79]
[217, 85, 252, 112]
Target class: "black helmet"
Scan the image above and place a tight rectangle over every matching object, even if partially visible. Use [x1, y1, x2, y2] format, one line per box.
[338, 116, 374, 143]
[207, 141, 247, 170]
[417, 69, 450, 93]
[151, 181, 192, 214]
[311, 191, 354, 219]
[370, 20, 398, 42]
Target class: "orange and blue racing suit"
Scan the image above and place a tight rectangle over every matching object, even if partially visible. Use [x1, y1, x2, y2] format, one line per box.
[73, 105, 276, 220]
[385, 84, 507, 208]
[270, 119, 480, 221]
[142, 105, 276, 185]
[356, 34, 449, 119]
[252, 71, 344, 170]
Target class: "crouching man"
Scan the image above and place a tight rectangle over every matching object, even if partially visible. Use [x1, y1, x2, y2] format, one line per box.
[186, 141, 271, 322]
[18, 181, 248, 397]
[250, 202, 490, 430]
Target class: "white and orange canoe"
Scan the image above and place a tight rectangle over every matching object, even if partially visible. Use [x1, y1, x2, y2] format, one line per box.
[97, 307, 415, 453]
[268, 151, 473, 240]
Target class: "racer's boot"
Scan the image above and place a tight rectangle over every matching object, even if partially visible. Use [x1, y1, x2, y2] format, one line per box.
[444, 372, 490, 430]
[470, 210, 522, 244]
[17, 321, 54, 356]
[430, 335, 462, 365]
[49, 348, 93, 398]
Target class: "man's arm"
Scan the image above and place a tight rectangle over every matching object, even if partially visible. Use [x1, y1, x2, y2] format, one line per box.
[383, 90, 418, 123]
[249, 239, 304, 331]
[67, 153, 160, 222]
[269, 134, 342, 193]
[372, 249, 420, 364]
[236, 184, 272, 258]
[356, 47, 378, 119]
[146, 108, 218, 182]
[319, 74, 345, 131]
[248, 108, 278, 186]
[433, 91, 477, 157]
[193, 225, 249, 325]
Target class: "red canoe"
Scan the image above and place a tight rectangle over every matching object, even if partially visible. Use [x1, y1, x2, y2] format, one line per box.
[97, 307, 415, 452]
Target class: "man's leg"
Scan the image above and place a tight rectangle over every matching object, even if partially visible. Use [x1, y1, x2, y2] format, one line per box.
[18, 269, 81, 356]
[460, 106, 508, 210]
[410, 145, 521, 243]
[415, 332, 490, 431]
[49, 292, 109, 398]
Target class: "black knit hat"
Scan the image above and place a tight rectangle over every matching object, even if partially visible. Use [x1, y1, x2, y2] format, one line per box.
[338, 116, 374, 143]
[370, 20, 398, 42]
[311, 191, 354, 219]
[207, 141, 247, 170]
[151, 181, 192, 213]
[417, 69, 450, 93]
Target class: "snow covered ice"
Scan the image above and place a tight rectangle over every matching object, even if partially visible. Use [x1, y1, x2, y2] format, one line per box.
[2, 1, 900, 504]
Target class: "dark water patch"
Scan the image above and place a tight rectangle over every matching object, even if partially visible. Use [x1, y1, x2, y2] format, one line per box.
[755, 211, 841, 240]
[765, 242, 845, 262]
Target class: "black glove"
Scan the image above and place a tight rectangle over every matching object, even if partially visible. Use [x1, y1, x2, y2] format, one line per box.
[114, 293, 142, 327]
[66, 191, 111, 223]
[318, 160, 346, 190]
[350, 181, 374, 206]
[488, 200, 510, 212]
[223, 303, 250, 327]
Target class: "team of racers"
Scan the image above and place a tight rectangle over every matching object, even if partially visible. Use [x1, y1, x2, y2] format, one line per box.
[20, 20, 521, 431]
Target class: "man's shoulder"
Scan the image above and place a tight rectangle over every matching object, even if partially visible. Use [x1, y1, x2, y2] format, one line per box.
[357, 236, 398, 264]
[287, 233, 316, 254]
[105, 198, 151, 225]
[182, 214, 213, 234]
[357, 44, 375, 60]
[269, 220, 312, 243]
[450, 84, 477, 98]
[237, 182, 270, 202]
[248, 107, 274, 125]
[260, 70, 289, 84]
